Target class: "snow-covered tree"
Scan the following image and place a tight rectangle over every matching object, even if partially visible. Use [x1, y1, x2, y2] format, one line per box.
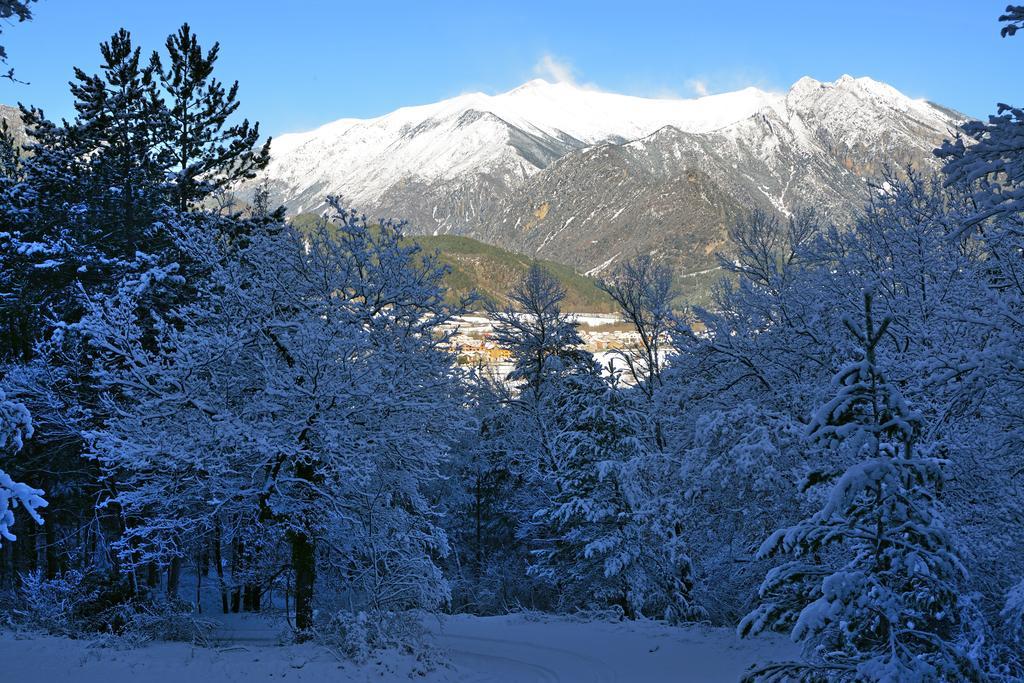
[740, 290, 982, 682]
[521, 358, 702, 621]
[677, 402, 806, 623]
[1002, 578, 1024, 646]
[0, 22, 275, 590]
[485, 262, 591, 399]
[151, 23, 270, 212]
[938, 6, 1024, 228]
[475, 264, 597, 595]
[938, 103, 1024, 229]
[441, 371, 531, 612]
[598, 255, 677, 400]
[528, 370, 646, 614]
[0, 388, 46, 546]
[83, 200, 466, 633]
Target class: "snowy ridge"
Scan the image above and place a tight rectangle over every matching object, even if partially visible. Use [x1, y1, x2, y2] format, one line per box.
[261, 78, 787, 213]
[272, 78, 779, 159]
[250, 75, 964, 281]
[259, 75, 957, 212]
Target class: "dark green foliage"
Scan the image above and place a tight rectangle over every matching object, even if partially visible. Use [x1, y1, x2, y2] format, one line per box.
[151, 23, 270, 211]
[0, 22, 272, 601]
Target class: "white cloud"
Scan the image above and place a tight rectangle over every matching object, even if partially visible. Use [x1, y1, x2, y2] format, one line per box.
[534, 54, 576, 84]
[686, 78, 710, 97]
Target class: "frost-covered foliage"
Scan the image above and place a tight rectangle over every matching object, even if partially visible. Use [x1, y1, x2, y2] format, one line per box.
[449, 260, 701, 622]
[529, 371, 657, 617]
[938, 102, 1024, 229]
[678, 403, 806, 624]
[1002, 579, 1024, 645]
[449, 264, 596, 610]
[648, 162, 1024, 672]
[0, 22, 274, 604]
[81, 199, 468, 632]
[937, 6, 1024, 229]
[739, 291, 982, 681]
[0, 389, 45, 546]
[317, 609, 429, 665]
[9, 569, 213, 645]
[13, 569, 98, 635]
[4, 6, 1024, 675]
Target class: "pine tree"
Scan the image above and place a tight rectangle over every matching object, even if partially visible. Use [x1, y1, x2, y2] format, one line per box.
[529, 371, 653, 617]
[1, 29, 168, 360]
[68, 28, 166, 255]
[0, 24, 272, 592]
[151, 23, 270, 212]
[739, 290, 982, 681]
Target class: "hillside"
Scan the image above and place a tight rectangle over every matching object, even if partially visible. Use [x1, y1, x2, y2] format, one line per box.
[289, 213, 616, 312]
[246, 75, 966, 283]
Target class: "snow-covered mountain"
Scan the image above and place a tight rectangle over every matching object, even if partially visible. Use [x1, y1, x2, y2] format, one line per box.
[252, 76, 965, 280]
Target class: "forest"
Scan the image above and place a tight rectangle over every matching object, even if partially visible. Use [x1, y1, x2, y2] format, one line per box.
[2, 2, 1024, 681]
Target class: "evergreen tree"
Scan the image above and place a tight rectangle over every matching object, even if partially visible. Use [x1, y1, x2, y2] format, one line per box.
[442, 375, 529, 612]
[0, 23, 271, 592]
[1, 28, 168, 362]
[740, 290, 982, 682]
[530, 371, 657, 618]
[151, 23, 270, 212]
[67, 28, 166, 255]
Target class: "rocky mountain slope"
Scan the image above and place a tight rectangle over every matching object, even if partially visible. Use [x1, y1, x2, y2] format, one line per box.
[233, 77, 967, 279]
[0, 104, 28, 147]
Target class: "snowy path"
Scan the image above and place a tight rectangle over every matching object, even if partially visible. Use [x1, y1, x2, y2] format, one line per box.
[1, 613, 798, 682]
[427, 613, 797, 682]
[432, 623, 615, 682]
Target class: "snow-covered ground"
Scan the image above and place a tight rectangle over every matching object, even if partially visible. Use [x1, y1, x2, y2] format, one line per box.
[430, 613, 798, 682]
[0, 613, 797, 682]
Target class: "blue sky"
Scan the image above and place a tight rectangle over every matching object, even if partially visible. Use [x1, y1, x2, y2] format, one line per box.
[0, 1, 1017, 137]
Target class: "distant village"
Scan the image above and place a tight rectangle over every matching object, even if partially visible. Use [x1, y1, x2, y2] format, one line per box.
[443, 313, 664, 379]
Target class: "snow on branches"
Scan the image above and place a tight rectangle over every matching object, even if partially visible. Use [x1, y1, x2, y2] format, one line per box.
[0, 389, 46, 545]
[739, 291, 981, 682]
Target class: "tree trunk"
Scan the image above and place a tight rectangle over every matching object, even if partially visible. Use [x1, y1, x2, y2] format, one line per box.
[167, 556, 181, 600]
[213, 521, 229, 614]
[195, 555, 202, 614]
[230, 537, 241, 612]
[243, 583, 261, 612]
[289, 529, 315, 634]
[475, 475, 483, 580]
[44, 514, 58, 579]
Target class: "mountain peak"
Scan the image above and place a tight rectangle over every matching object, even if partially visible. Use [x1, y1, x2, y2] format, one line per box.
[508, 78, 560, 93]
[255, 73, 961, 228]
